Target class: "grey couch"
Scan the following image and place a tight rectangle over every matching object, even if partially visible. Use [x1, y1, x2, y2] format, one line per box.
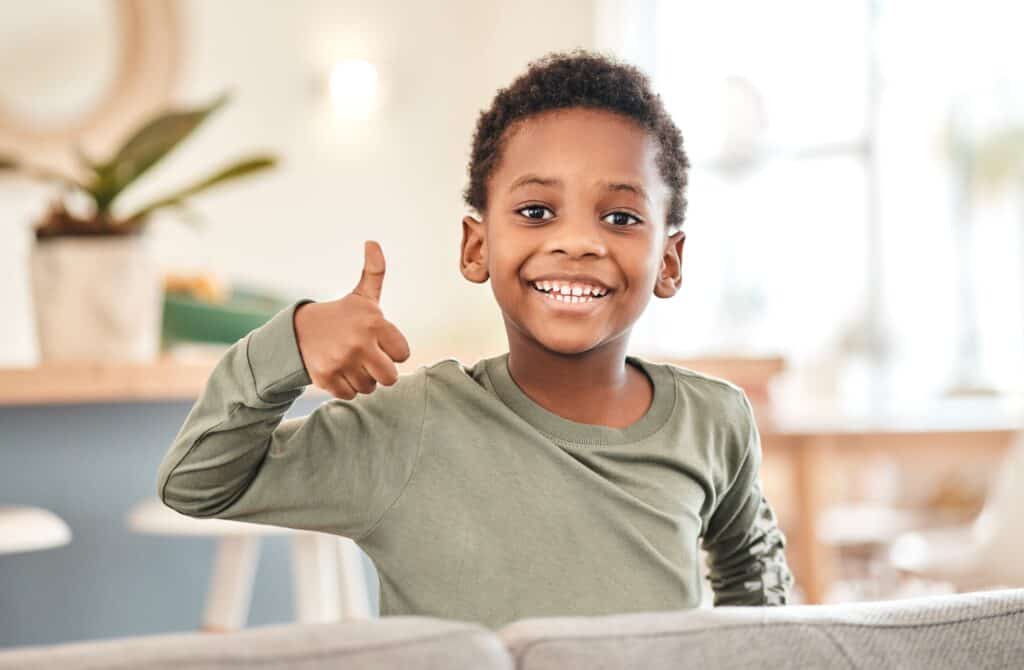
[1, 589, 1021, 669]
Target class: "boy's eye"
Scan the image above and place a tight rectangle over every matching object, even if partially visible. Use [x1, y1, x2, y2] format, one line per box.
[515, 205, 642, 227]
[602, 211, 642, 227]
[517, 205, 553, 221]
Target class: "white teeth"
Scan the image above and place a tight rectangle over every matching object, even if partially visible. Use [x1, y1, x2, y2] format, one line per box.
[532, 280, 609, 298]
[548, 294, 595, 304]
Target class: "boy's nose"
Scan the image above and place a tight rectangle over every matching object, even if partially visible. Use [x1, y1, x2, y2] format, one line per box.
[542, 216, 608, 259]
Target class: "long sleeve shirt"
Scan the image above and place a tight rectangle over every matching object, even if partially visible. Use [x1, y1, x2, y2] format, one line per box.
[156, 299, 794, 629]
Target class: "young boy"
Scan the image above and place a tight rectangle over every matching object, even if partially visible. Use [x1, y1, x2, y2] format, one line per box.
[157, 48, 794, 630]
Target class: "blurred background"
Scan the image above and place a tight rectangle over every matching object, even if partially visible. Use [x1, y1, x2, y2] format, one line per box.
[2, 0, 1024, 649]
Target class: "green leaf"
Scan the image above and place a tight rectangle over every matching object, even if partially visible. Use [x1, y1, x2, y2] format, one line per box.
[92, 91, 233, 209]
[121, 154, 277, 221]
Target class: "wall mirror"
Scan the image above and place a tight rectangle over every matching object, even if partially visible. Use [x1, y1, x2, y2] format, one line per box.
[0, 0, 180, 174]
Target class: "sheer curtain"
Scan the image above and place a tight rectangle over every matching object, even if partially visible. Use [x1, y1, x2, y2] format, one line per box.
[600, 0, 1024, 397]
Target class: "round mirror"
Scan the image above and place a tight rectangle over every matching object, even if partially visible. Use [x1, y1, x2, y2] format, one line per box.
[0, 0, 179, 171]
[0, 1, 121, 130]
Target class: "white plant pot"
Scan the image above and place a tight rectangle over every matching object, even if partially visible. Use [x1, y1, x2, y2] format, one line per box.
[29, 234, 163, 362]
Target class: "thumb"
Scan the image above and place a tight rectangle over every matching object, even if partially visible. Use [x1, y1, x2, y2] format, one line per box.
[353, 240, 386, 302]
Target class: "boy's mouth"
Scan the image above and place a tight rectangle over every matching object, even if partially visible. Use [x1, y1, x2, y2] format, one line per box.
[528, 279, 612, 306]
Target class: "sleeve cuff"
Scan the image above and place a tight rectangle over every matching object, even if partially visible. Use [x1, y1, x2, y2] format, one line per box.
[246, 298, 316, 401]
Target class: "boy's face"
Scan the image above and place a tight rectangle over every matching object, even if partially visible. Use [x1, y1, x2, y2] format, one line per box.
[460, 106, 685, 356]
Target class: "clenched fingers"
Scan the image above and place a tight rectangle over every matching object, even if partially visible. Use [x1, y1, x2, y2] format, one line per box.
[329, 375, 357, 401]
[344, 365, 378, 395]
[362, 345, 400, 386]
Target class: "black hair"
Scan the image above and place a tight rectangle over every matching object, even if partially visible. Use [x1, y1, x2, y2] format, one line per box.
[462, 47, 690, 234]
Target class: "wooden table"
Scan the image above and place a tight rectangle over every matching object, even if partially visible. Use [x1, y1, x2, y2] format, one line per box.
[755, 394, 1024, 604]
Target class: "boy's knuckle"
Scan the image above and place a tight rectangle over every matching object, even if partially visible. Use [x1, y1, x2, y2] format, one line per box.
[336, 347, 360, 366]
[356, 312, 377, 330]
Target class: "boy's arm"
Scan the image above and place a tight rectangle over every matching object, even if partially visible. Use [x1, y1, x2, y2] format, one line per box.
[701, 390, 795, 606]
[155, 299, 427, 541]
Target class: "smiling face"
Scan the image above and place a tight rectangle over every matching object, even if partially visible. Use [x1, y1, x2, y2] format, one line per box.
[460, 106, 685, 357]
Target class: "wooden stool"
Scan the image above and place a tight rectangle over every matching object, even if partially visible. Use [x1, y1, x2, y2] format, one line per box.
[126, 497, 371, 631]
[0, 505, 71, 555]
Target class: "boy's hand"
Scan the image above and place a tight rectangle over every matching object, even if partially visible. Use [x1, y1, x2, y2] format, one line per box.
[293, 240, 411, 400]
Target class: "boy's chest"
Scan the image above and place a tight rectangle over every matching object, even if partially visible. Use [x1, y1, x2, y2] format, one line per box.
[367, 429, 711, 614]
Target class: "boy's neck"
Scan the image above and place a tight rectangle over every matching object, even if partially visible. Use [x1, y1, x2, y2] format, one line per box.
[503, 329, 653, 429]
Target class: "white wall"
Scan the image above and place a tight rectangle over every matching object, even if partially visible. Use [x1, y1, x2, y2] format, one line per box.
[0, 0, 596, 365]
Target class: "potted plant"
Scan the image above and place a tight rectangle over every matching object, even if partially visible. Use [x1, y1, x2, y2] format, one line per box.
[0, 92, 277, 363]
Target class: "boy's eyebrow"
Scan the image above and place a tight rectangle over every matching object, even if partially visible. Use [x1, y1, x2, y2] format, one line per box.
[508, 173, 650, 205]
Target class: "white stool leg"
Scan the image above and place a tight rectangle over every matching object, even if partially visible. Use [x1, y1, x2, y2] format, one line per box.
[291, 533, 341, 622]
[337, 536, 372, 619]
[201, 536, 261, 632]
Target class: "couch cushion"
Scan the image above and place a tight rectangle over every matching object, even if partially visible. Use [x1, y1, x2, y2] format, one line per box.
[0, 616, 512, 670]
[499, 588, 1024, 670]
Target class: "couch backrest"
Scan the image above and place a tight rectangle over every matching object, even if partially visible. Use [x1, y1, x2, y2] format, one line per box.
[498, 588, 1024, 670]
[0, 617, 512, 670]
[3, 590, 1022, 669]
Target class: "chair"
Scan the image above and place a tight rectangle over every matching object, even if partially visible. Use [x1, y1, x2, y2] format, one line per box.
[887, 430, 1024, 591]
[126, 497, 371, 631]
[0, 506, 71, 555]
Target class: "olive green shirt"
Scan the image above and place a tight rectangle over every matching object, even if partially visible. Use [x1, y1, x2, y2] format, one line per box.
[156, 299, 794, 629]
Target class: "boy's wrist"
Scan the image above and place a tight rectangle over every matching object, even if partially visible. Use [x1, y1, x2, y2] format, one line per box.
[293, 300, 313, 336]
[247, 299, 316, 399]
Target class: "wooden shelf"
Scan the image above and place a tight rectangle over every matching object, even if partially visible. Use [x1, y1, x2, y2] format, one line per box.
[0, 352, 334, 406]
[0, 345, 469, 406]
[3, 353, 216, 406]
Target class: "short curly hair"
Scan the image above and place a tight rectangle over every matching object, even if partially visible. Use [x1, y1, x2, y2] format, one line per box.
[462, 47, 690, 234]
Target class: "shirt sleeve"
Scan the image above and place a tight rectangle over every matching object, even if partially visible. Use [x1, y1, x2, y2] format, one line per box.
[700, 389, 795, 606]
[155, 299, 428, 541]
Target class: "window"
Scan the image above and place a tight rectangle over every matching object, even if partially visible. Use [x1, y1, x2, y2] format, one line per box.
[603, 0, 1024, 396]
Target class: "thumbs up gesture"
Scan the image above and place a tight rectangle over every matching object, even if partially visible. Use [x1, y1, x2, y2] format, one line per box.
[293, 241, 412, 400]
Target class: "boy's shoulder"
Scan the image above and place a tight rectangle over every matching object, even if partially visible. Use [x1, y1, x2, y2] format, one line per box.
[416, 355, 483, 376]
[641, 360, 757, 471]
[399, 355, 490, 388]
[660, 361, 743, 393]
[636, 356, 751, 425]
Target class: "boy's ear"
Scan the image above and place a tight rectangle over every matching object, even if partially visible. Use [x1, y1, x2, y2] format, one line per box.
[460, 215, 489, 283]
[653, 230, 685, 298]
